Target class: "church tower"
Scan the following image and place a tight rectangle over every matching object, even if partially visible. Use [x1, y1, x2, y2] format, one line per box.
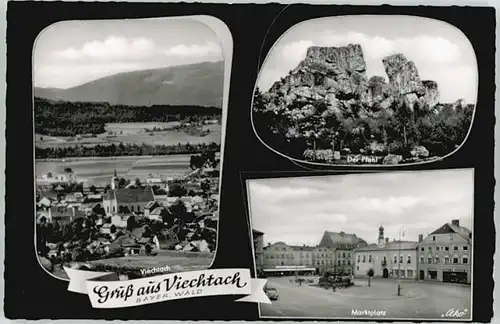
[378, 225, 385, 247]
[111, 169, 118, 190]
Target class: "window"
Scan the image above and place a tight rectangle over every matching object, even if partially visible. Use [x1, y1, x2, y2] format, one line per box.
[420, 247, 424, 252]
[348, 260, 351, 265]
[444, 257, 450, 264]
[131, 205, 134, 212]
[407, 269, 414, 278]
[338, 260, 341, 265]
[450, 234, 454, 240]
[420, 257, 424, 264]
[338, 253, 341, 258]
[463, 257, 468, 264]
[342, 252, 346, 258]
[368, 255, 372, 263]
[342, 260, 346, 265]
[428, 247, 432, 251]
[357, 255, 360, 262]
[317, 261, 320, 265]
[433, 236, 436, 241]
[463, 246, 468, 251]
[357, 266, 359, 271]
[428, 257, 432, 264]
[445, 246, 449, 251]
[435, 256, 440, 264]
[112, 206, 116, 213]
[400, 256, 403, 263]
[453, 257, 459, 264]
[321, 260, 324, 265]
[454, 246, 459, 251]
[281, 254, 284, 259]
[348, 252, 351, 258]
[394, 256, 397, 263]
[407, 256, 412, 264]
[107, 206, 110, 213]
[362, 255, 366, 263]
[435, 246, 439, 251]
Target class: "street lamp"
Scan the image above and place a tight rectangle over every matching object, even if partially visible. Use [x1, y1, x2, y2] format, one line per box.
[397, 226, 406, 296]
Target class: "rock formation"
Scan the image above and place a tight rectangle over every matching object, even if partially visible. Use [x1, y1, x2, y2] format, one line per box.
[264, 44, 440, 115]
[256, 43, 455, 164]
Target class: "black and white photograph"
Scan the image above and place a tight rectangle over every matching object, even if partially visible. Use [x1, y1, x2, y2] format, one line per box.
[249, 169, 473, 320]
[252, 16, 477, 166]
[34, 17, 227, 280]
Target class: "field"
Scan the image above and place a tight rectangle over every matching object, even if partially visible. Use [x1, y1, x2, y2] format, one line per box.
[50, 251, 215, 280]
[35, 154, 219, 186]
[35, 122, 221, 149]
[89, 250, 214, 272]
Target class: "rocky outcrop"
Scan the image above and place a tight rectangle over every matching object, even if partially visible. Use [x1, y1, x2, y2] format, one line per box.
[422, 80, 439, 108]
[265, 45, 440, 117]
[382, 53, 440, 111]
[305, 44, 366, 73]
[382, 54, 425, 96]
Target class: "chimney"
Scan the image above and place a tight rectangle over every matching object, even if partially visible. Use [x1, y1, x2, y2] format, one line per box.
[418, 234, 423, 243]
[451, 219, 460, 226]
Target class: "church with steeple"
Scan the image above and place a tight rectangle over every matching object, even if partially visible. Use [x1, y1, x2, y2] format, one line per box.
[102, 170, 154, 218]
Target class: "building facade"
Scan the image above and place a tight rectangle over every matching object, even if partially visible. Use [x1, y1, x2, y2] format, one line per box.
[262, 242, 315, 268]
[253, 229, 265, 272]
[354, 226, 419, 279]
[318, 230, 367, 275]
[417, 219, 472, 284]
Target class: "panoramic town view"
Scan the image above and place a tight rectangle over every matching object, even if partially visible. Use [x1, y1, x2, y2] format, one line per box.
[250, 169, 473, 320]
[34, 18, 225, 279]
[253, 16, 477, 165]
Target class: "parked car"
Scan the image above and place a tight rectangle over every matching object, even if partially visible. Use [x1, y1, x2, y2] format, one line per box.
[264, 286, 279, 301]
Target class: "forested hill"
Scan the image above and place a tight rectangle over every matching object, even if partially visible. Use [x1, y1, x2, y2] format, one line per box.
[35, 97, 222, 137]
[34, 61, 224, 107]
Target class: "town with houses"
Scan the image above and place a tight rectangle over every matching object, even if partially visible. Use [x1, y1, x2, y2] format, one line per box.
[35, 155, 220, 278]
[254, 220, 472, 284]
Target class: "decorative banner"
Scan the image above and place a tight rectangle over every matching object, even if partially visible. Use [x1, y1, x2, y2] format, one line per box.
[64, 267, 271, 308]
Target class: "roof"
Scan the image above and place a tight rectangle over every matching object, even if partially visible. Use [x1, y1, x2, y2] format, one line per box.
[290, 245, 315, 251]
[319, 231, 367, 249]
[104, 188, 154, 203]
[150, 207, 164, 216]
[431, 222, 472, 241]
[145, 201, 160, 210]
[355, 241, 418, 251]
[109, 234, 140, 249]
[253, 229, 264, 237]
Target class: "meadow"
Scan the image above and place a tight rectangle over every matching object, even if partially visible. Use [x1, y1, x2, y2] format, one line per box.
[35, 122, 221, 149]
[36, 155, 190, 186]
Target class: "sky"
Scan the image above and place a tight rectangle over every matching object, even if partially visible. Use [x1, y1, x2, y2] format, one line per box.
[34, 18, 224, 89]
[249, 169, 474, 247]
[257, 15, 478, 104]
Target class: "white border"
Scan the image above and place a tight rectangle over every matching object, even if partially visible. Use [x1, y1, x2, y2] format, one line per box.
[32, 15, 233, 282]
[250, 14, 479, 169]
[245, 168, 474, 321]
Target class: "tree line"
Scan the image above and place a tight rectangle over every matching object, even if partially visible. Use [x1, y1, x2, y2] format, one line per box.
[253, 87, 474, 160]
[35, 97, 222, 137]
[35, 142, 220, 159]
